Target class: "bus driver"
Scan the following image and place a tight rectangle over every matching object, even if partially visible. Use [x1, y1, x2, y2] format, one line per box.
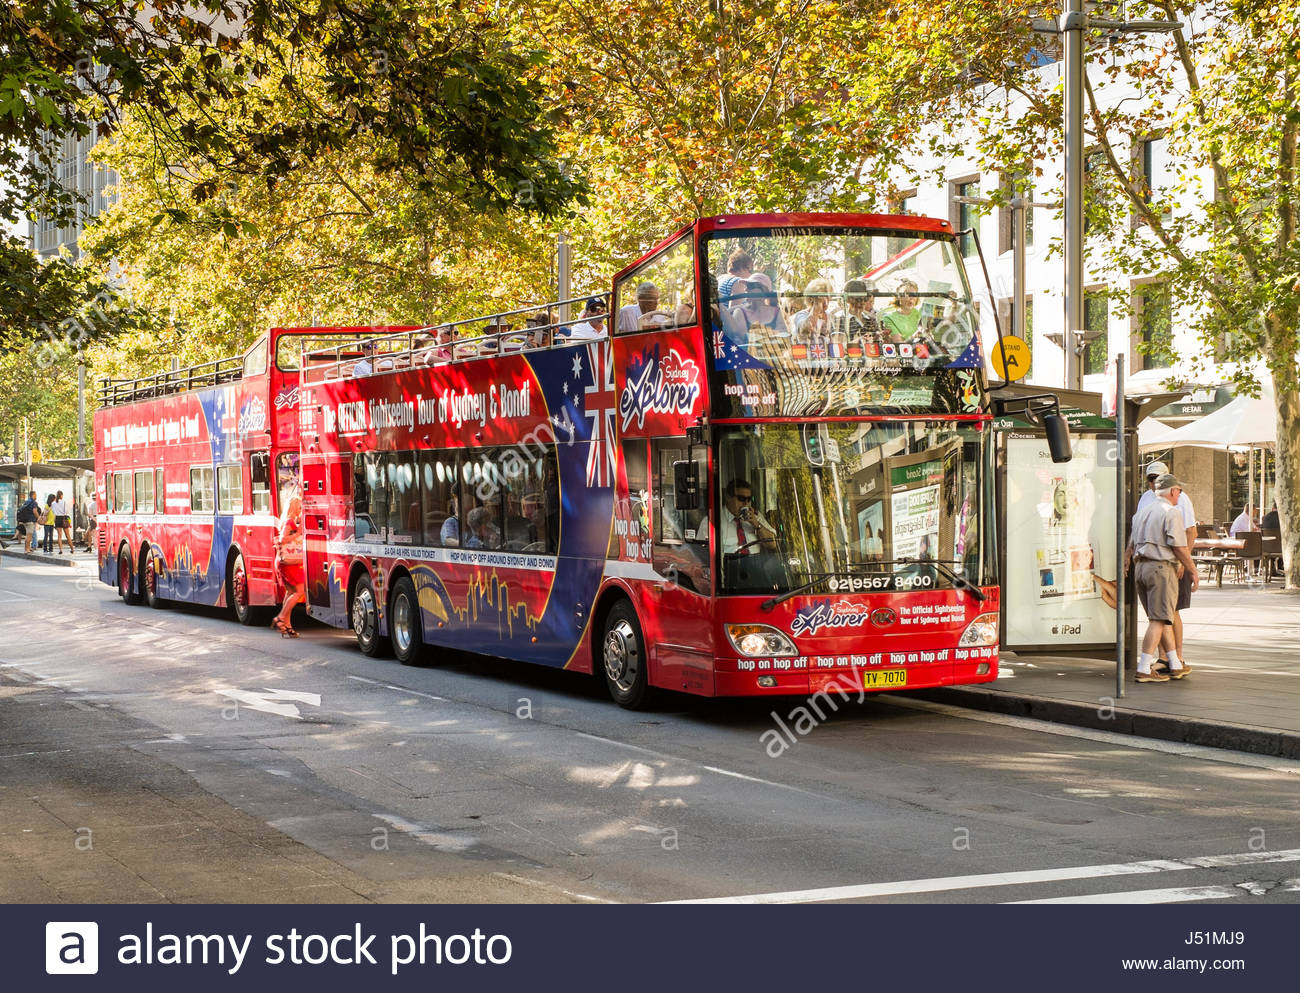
[720, 479, 777, 555]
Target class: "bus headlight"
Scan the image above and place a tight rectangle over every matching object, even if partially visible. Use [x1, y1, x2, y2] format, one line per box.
[959, 612, 999, 647]
[726, 624, 797, 657]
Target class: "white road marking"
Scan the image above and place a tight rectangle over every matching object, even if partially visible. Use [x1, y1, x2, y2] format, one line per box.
[664, 848, 1300, 904]
[346, 674, 447, 702]
[215, 687, 322, 719]
[886, 696, 1300, 774]
[1012, 885, 1244, 904]
[491, 871, 617, 904]
[0, 587, 34, 599]
[372, 813, 475, 852]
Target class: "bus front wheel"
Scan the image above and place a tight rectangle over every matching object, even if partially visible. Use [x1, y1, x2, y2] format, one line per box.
[118, 548, 141, 605]
[351, 574, 390, 657]
[143, 548, 167, 609]
[389, 576, 424, 665]
[602, 600, 653, 709]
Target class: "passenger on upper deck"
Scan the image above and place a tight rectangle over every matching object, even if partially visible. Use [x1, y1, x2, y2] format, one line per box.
[793, 278, 835, 338]
[618, 282, 673, 333]
[351, 341, 375, 377]
[838, 278, 882, 340]
[881, 279, 921, 342]
[562, 297, 608, 340]
[717, 248, 754, 306]
[728, 273, 786, 335]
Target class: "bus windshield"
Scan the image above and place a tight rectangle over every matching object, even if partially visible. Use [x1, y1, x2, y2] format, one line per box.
[716, 421, 995, 596]
[705, 227, 985, 416]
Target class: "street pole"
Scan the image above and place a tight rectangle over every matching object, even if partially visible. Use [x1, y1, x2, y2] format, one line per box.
[77, 349, 86, 458]
[1012, 196, 1028, 341]
[1115, 353, 1126, 697]
[557, 230, 571, 326]
[1062, 0, 1085, 393]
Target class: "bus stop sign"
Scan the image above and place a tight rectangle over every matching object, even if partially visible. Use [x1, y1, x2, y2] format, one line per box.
[992, 336, 1031, 382]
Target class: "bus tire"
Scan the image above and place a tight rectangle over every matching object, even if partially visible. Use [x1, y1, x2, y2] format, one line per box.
[118, 547, 142, 605]
[143, 547, 167, 609]
[601, 600, 653, 709]
[351, 573, 390, 657]
[389, 576, 424, 665]
[227, 552, 259, 625]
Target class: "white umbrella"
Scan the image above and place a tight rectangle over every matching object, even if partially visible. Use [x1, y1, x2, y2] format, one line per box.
[1137, 416, 1175, 453]
[1153, 389, 1277, 450]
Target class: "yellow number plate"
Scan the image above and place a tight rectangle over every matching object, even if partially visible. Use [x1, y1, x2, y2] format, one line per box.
[863, 669, 908, 689]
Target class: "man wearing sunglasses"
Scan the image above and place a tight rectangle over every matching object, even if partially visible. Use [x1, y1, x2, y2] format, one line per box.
[721, 479, 777, 555]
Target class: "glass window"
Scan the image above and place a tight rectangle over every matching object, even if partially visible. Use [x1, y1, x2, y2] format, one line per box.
[496, 447, 538, 551]
[419, 451, 456, 547]
[953, 179, 979, 257]
[105, 472, 113, 513]
[610, 440, 650, 558]
[242, 336, 268, 377]
[1083, 291, 1109, 376]
[190, 466, 214, 514]
[614, 236, 697, 335]
[217, 464, 243, 514]
[250, 454, 271, 514]
[155, 468, 165, 514]
[114, 471, 132, 514]
[651, 438, 709, 594]
[134, 469, 155, 515]
[716, 422, 994, 596]
[1137, 282, 1173, 370]
[276, 451, 300, 511]
[353, 453, 378, 540]
[382, 453, 421, 545]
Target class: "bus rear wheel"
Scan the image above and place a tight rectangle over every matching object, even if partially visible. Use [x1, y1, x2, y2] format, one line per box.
[143, 548, 167, 609]
[118, 548, 141, 605]
[389, 576, 424, 665]
[228, 552, 259, 625]
[602, 600, 653, 709]
[351, 573, 390, 657]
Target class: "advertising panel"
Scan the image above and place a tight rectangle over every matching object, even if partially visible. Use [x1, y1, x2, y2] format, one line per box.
[1005, 435, 1118, 649]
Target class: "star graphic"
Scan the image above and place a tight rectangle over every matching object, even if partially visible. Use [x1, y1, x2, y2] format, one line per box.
[572, 353, 583, 379]
[563, 381, 569, 395]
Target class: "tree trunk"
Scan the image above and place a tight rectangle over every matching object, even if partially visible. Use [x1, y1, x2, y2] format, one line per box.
[1271, 366, 1300, 589]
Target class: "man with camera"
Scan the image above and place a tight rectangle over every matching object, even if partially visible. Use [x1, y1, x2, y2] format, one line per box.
[721, 479, 777, 555]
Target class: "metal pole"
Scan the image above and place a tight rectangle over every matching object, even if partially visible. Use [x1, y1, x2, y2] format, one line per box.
[23, 418, 30, 494]
[557, 231, 572, 326]
[77, 350, 86, 458]
[1115, 353, 1126, 697]
[1012, 197, 1027, 340]
[1062, 0, 1086, 392]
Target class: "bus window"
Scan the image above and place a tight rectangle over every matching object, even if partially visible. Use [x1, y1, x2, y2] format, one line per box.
[614, 235, 697, 334]
[114, 471, 132, 514]
[155, 468, 165, 513]
[134, 469, 155, 514]
[250, 453, 271, 514]
[421, 452, 459, 546]
[651, 438, 709, 592]
[383, 453, 420, 545]
[217, 465, 243, 514]
[242, 336, 268, 377]
[190, 466, 214, 514]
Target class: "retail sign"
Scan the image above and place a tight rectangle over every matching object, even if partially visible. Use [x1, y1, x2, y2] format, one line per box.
[1004, 436, 1119, 650]
[1151, 385, 1232, 421]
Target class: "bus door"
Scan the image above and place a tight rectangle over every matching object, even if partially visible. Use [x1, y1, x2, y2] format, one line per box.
[300, 454, 333, 610]
[648, 436, 714, 694]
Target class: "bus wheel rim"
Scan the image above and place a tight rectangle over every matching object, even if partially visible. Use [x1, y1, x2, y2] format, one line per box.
[146, 555, 157, 596]
[352, 587, 375, 641]
[392, 594, 412, 654]
[119, 554, 129, 593]
[603, 619, 639, 691]
[233, 558, 247, 607]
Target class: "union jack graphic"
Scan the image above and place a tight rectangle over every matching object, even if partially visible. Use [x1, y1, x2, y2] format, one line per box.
[583, 340, 617, 487]
[713, 330, 727, 359]
[809, 337, 828, 361]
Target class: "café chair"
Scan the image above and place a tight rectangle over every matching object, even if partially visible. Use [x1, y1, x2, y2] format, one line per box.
[1223, 530, 1264, 584]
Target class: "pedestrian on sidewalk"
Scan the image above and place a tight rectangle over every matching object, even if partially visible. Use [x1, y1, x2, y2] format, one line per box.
[1127, 460, 1197, 666]
[41, 494, 56, 554]
[1127, 473, 1197, 682]
[17, 490, 39, 553]
[52, 489, 72, 554]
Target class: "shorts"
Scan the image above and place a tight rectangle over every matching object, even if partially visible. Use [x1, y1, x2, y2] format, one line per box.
[55, 515, 70, 529]
[1135, 558, 1178, 622]
[1176, 566, 1193, 611]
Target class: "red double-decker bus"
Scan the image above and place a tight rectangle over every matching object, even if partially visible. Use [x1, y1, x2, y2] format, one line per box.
[93, 327, 412, 617]
[298, 213, 1002, 707]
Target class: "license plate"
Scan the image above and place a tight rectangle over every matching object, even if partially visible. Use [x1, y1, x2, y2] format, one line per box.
[863, 669, 908, 689]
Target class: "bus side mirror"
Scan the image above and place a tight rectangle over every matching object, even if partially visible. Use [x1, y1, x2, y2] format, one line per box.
[250, 452, 269, 484]
[673, 460, 700, 511]
[1044, 412, 1073, 463]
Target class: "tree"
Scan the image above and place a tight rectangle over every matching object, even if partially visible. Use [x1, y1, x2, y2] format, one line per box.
[880, 0, 1300, 588]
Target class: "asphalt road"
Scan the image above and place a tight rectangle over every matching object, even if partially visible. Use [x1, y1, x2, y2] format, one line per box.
[3, 557, 1300, 904]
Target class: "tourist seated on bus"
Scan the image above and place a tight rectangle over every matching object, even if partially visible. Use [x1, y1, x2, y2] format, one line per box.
[524, 312, 554, 348]
[618, 282, 674, 333]
[464, 506, 502, 549]
[837, 278, 883, 340]
[351, 341, 376, 377]
[881, 279, 921, 342]
[728, 273, 787, 336]
[793, 278, 835, 338]
[440, 497, 461, 545]
[561, 297, 608, 341]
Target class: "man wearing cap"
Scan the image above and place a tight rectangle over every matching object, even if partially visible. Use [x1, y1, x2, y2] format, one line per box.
[1128, 459, 1197, 667]
[563, 297, 608, 340]
[1127, 472, 1196, 682]
[351, 340, 375, 377]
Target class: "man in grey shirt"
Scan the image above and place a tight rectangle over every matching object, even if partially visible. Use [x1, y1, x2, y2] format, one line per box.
[1127, 473, 1197, 682]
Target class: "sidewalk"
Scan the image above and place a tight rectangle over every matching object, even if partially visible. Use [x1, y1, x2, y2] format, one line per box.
[914, 584, 1300, 759]
[0, 545, 96, 569]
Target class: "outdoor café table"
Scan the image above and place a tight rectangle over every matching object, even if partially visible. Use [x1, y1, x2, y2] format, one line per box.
[1193, 537, 1244, 587]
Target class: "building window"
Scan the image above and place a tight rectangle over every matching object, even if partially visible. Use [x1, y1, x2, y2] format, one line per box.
[1083, 290, 1109, 376]
[950, 178, 980, 258]
[888, 190, 918, 256]
[998, 173, 1035, 255]
[1135, 135, 1172, 223]
[1135, 282, 1173, 371]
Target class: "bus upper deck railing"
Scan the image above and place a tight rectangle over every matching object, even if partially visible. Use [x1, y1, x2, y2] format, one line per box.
[97, 354, 246, 408]
[299, 293, 613, 384]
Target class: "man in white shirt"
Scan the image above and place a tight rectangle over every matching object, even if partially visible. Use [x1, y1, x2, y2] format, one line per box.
[719, 479, 777, 555]
[351, 341, 375, 377]
[618, 282, 672, 333]
[1229, 505, 1253, 537]
[561, 297, 608, 341]
[1128, 460, 1196, 668]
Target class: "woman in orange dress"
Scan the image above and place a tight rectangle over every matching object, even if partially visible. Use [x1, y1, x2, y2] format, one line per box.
[272, 488, 306, 637]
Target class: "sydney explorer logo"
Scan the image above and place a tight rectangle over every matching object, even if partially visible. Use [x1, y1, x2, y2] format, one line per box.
[619, 345, 702, 430]
[790, 598, 872, 637]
